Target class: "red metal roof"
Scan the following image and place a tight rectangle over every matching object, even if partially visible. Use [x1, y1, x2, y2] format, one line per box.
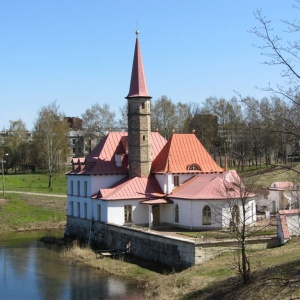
[269, 182, 294, 190]
[68, 132, 167, 175]
[93, 175, 165, 200]
[169, 170, 252, 200]
[279, 214, 290, 240]
[151, 134, 224, 174]
[278, 209, 300, 240]
[126, 36, 150, 98]
[278, 209, 300, 215]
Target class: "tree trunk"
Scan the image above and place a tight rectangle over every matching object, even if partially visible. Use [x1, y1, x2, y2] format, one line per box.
[241, 240, 250, 283]
[48, 174, 53, 188]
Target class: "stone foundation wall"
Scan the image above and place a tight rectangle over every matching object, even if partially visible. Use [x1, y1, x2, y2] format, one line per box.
[66, 217, 281, 269]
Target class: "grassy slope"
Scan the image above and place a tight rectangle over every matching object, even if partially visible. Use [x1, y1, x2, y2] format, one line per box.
[0, 193, 66, 232]
[0, 171, 67, 232]
[63, 238, 300, 300]
[5, 171, 67, 194]
[243, 162, 300, 189]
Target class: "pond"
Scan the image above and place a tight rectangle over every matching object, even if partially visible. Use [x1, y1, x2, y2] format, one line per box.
[0, 231, 146, 300]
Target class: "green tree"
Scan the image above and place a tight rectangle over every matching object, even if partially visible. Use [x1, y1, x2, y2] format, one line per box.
[33, 102, 69, 188]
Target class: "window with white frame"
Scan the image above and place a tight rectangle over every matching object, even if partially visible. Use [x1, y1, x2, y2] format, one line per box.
[175, 204, 179, 223]
[97, 204, 101, 221]
[232, 205, 240, 224]
[84, 202, 87, 219]
[84, 181, 87, 197]
[174, 175, 179, 187]
[124, 205, 132, 222]
[77, 181, 80, 197]
[202, 205, 211, 225]
[70, 180, 73, 196]
[77, 202, 80, 217]
[70, 201, 74, 216]
[187, 164, 200, 171]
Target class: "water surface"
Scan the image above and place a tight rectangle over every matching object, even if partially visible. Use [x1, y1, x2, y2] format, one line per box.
[0, 231, 145, 300]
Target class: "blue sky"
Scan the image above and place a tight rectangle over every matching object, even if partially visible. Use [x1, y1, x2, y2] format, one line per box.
[0, 1, 296, 130]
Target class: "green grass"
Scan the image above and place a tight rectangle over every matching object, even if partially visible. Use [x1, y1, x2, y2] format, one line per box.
[4, 171, 67, 194]
[243, 162, 300, 189]
[143, 238, 300, 299]
[0, 193, 66, 232]
[178, 226, 277, 239]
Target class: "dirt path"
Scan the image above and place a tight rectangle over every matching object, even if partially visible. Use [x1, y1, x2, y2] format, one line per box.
[6, 191, 66, 198]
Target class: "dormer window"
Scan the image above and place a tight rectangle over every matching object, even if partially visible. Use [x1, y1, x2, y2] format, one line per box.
[187, 164, 200, 171]
[174, 175, 179, 187]
[115, 154, 122, 167]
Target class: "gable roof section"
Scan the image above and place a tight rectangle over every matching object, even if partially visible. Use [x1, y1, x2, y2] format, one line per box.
[67, 131, 167, 175]
[93, 175, 165, 200]
[151, 132, 168, 159]
[152, 134, 224, 174]
[269, 182, 294, 190]
[169, 170, 253, 200]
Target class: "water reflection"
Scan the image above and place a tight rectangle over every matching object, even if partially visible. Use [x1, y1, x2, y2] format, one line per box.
[0, 232, 145, 300]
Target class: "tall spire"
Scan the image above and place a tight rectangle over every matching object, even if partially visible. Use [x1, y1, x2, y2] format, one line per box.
[126, 31, 152, 178]
[126, 31, 151, 98]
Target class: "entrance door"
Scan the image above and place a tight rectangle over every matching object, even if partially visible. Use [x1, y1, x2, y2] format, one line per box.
[152, 205, 160, 227]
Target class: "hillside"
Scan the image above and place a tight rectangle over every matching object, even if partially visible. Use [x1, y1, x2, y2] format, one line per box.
[243, 162, 300, 190]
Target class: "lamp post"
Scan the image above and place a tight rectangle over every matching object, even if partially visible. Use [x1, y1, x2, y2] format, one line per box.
[2, 153, 8, 197]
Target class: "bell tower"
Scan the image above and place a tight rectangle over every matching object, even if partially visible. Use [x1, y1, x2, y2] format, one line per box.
[126, 31, 152, 177]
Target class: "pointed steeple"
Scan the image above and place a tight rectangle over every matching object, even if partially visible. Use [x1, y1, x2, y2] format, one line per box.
[126, 31, 151, 98]
[126, 31, 152, 178]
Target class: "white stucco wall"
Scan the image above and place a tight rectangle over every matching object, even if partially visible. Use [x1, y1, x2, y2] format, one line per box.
[257, 189, 300, 213]
[66, 174, 127, 221]
[286, 214, 300, 236]
[159, 204, 173, 223]
[90, 174, 127, 195]
[103, 199, 149, 225]
[155, 173, 195, 194]
[168, 198, 256, 229]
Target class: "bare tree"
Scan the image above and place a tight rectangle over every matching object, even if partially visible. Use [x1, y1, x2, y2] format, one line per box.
[213, 172, 263, 284]
[81, 103, 116, 141]
[151, 95, 176, 139]
[243, 3, 300, 141]
[5, 119, 29, 173]
[174, 101, 190, 133]
[33, 102, 69, 188]
[117, 104, 128, 131]
[251, 4, 300, 103]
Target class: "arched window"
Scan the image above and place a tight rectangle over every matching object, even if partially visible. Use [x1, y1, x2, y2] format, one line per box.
[202, 205, 211, 225]
[231, 205, 240, 228]
[187, 164, 201, 171]
[175, 204, 179, 223]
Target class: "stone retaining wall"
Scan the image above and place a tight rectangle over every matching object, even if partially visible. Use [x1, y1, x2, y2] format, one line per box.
[66, 217, 281, 269]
